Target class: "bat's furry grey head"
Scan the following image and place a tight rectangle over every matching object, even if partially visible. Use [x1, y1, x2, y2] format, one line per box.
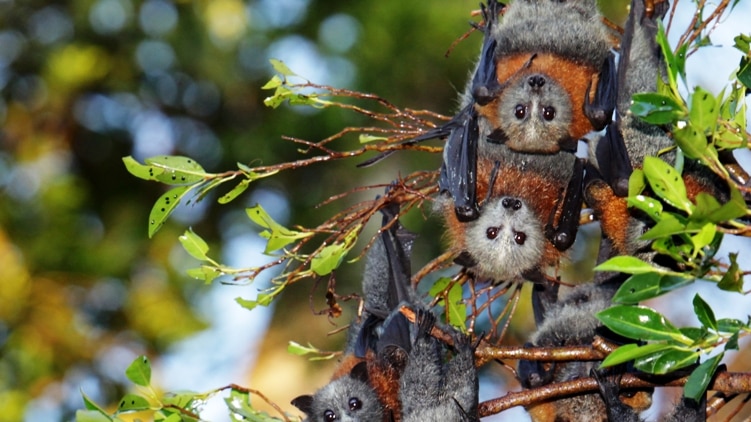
[493, 73, 574, 152]
[292, 372, 384, 422]
[463, 196, 545, 282]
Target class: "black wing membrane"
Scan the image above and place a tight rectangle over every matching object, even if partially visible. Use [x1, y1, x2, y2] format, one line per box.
[545, 158, 585, 251]
[471, 0, 503, 105]
[584, 52, 617, 131]
[440, 104, 480, 222]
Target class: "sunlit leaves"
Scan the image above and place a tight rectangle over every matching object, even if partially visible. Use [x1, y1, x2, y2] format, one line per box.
[148, 186, 192, 238]
[642, 156, 693, 213]
[287, 341, 338, 361]
[125, 355, 152, 387]
[311, 229, 359, 276]
[246, 204, 314, 254]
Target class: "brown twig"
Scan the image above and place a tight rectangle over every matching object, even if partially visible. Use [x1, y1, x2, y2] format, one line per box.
[478, 371, 751, 417]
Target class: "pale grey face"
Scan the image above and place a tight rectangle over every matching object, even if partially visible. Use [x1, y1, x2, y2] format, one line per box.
[464, 196, 545, 282]
[308, 377, 384, 422]
[494, 73, 573, 153]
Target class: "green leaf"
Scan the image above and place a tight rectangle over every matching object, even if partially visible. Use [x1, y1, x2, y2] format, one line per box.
[261, 75, 283, 90]
[428, 277, 451, 297]
[125, 355, 151, 387]
[148, 185, 192, 238]
[225, 389, 283, 421]
[445, 281, 467, 330]
[691, 192, 722, 223]
[726, 332, 740, 351]
[235, 292, 276, 311]
[269, 58, 296, 76]
[144, 155, 206, 185]
[717, 317, 745, 333]
[310, 230, 358, 276]
[597, 305, 691, 344]
[692, 294, 717, 331]
[81, 389, 112, 420]
[594, 256, 660, 275]
[634, 347, 698, 374]
[673, 123, 708, 160]
[359, 134, 388, 143]
[628, 168, 646, 197]
[734, 34, 751, 54]
[123, 156, 162, 181]
[162, 391, 199, 409]
[709, 185, 747, 222]
[642, 156, 693, 213]
[246, 205, 314, 253]
[679, 326, 707, 342]
[689, 223, 716, 253]
[116, 394, 152, 413]
[631, 93, 685, 124]
[612, 273, 662, 304]
[689, 87, 719, 134]
[600, 342, 674, 368]
[684, 353, 723, 400]
[627, 195, 663, 221]
[718, 253, 743, 292]
[738, 56, 751, 90]
[186, 265, 221, 284]
[218, 179, 251, 204]
[287, 341, 319, 356]
[640, 213, 687, 240]
[179, 228, 210, 261]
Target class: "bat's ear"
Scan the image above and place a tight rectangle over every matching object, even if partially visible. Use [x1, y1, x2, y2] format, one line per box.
[291, 395, 314, 415]
[350, 361, 370, 384]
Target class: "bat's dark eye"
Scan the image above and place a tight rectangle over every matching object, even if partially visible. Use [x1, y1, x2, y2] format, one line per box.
[348, 397, 362, 411]
[542, 106, 556, 121]
[486, 227, 500, 239]
[501, 198, 522, 210]
[514, 231, 527, 245]
[514, 104, 527, 119]
[324, 409, 337, 421]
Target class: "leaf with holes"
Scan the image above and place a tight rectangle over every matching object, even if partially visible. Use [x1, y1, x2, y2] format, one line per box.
[144, 155, 207, 185]
[642, 156, 693, 213]
[673, 123, 708, 160]
[148, 185, 192, 238]
[116, 394, 152, 413]
[627, 195, 663, 221]
[689, 87, 719, 134]
[123, 156, 163, 181]
[125, 355, 151, 386]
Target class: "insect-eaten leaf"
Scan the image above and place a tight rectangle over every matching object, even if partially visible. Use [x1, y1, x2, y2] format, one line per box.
[236, 292, 275, 311]
[179, 228, 210, 261]
[673, 123, 708, 161]
[246, 204, 314, 253]
[597, 305, 690, 344]
[144, 155, 207, 185]
[642, 156, 693, 213]
[148, 185, 192, 238]
[116, 393, 152, 413]
[689, 87, 719, 135]
[627, 195, 663, 221]
[269, 58, 297, 77]
[125, 355, 152, 386]
[218, 179, 250, 204]
[684, 353, 723, 401]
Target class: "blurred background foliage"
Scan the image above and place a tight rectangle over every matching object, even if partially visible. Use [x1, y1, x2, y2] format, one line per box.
[0, 0, 513, 420]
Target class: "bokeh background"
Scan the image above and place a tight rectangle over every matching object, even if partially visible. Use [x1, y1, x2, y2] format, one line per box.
[1, 1, 750, 421]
